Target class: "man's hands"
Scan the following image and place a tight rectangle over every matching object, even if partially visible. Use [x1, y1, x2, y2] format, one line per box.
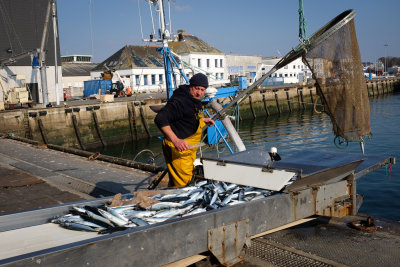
[203, 117, 215, 126]
[172, 138, 189, 152]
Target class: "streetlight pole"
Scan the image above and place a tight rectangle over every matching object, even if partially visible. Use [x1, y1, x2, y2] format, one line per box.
[384, 43, 388, 76]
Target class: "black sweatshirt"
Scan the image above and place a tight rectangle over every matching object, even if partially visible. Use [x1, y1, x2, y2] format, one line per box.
[154, 85, 202, 139]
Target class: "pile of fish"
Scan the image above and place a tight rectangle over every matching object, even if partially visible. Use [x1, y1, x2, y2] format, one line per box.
[51, 179, 295, 234]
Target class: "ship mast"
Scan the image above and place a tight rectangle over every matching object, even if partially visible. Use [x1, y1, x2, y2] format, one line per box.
[143, 0, 185, 99]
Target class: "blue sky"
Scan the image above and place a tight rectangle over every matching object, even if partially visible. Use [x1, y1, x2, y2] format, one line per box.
[57, 0, 400, 63]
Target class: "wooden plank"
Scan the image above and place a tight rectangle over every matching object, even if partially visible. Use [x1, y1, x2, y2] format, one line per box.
[251, 218, 316, 239]
[162, 254, 207, 267]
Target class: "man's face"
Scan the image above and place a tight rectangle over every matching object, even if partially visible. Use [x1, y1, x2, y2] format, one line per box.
[189, 85, 206, 99]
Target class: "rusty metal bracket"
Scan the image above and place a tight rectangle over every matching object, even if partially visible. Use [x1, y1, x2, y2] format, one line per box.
[208, 219, 250, 266]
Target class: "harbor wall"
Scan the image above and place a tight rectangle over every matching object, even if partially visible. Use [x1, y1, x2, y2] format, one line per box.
[0, 78, 399, 148]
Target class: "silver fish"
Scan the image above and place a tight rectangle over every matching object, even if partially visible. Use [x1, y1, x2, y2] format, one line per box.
[131, 217, 149, 227]
[183, 207, 207, 217]
[107, 207, 129, 223]
[97, 208, 127, 227]
[123, 210, 157, 219]
[86, 210, 114, 227]
[72, 206, 87, 214]
[148, 202, 183, 211]
[221, 192, 234, 206]
[60, 222, 98, 232]
[153, 205, 193, 218]
[143, 217, 171, 224]
[195, 180, 208, 187]
[51, 215, 83, 224]
[210, 191, 219, 206]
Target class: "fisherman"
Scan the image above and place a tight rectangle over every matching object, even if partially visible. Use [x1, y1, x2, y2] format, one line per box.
[154, 73, 214, 187]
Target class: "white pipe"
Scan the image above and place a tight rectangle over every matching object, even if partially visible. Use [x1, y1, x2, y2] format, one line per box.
[210, 101, 246, 152]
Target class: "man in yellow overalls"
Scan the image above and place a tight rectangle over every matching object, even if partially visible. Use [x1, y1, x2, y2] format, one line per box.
[154, 73, 214, 187]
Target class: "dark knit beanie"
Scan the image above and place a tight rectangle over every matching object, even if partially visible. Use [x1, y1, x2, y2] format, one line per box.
[189, 73, 208, 88]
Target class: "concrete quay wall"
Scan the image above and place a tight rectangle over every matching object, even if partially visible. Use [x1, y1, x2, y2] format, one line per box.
[0, 79, 398, 148]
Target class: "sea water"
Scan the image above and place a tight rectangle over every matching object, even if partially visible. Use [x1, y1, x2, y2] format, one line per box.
[100, 93, 400, 221]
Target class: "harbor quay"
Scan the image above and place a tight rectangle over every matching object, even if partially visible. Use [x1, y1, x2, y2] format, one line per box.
[1, 78, 398, 149]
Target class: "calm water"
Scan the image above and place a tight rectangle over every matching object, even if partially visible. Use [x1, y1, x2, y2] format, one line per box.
[99, 93, 400, 221]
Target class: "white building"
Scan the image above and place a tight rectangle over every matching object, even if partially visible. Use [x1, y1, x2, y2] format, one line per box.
[169, 31, 230, 87]
[259, 57, 312, 84]
[91, 45, 192, 94]
[225, 54, 263, 84]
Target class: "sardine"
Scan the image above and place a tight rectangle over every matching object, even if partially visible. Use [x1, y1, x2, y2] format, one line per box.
[221, 192, 234, 206]
[97, 208, 127, 227]
[107, 207, 129, 223]
[86, 210, 114, 227]
[131, 217, 149, 227]
[51, 215, 83, 224]
[195, 180, 208, 187]
[123, 210, 156, 219]
[183, 208, 207, 217]
[148, 202, 183, 211]
[60, 222, 98, 232]
[153, 205, 193, 218]
[210, 191, 219, 206]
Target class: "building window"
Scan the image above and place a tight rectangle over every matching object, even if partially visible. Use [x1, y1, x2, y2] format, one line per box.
[279, 74, 283, 77]
[144, 75, 148, 85]
[293, 65, 296, 69]
[151, 75, 156, 85]
[220, 59, 223, 67]
[159, 74, 163, 85]
[215, 59, 218, 67]
[285, 74, 288, 77]
[135, 75, 140, 86]
[207, 59, 210, 68]
[215, 73, 218, 80]
[198, 59, 201, 67]
[220, 73, 224, 80]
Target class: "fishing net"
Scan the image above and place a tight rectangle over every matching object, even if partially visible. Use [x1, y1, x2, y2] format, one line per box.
[303, 18, 371, 141]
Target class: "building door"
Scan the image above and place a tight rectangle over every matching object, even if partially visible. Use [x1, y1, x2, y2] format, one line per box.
[27, 83, 39, 104]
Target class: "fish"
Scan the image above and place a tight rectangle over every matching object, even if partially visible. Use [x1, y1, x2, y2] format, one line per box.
[51, 178, 296, 234]
[152, 205, 193, 218]
[195, 180, 208, 187]
[221, 192, 234, 206]
[60, 222, 98, 232]
[183, 208, 207, 217]
[85, 210, 114, 227]
[131, 217, 149, 227]
[107, 207, 129, 223]
[209, 191, 219, 206]
[97, 208, 128, 227]
[147, 202, 183, 211]
[51, 215, 83, 224]
[123, 210, 157, 219]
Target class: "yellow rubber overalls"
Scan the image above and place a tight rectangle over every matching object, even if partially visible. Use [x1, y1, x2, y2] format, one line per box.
[162, 115, 205, 187]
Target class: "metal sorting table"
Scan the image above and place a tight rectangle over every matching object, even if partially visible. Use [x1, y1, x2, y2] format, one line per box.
[0, 150, 393, 266]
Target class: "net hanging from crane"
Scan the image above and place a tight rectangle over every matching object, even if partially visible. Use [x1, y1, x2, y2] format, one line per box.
[302, 17, 370, 141]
